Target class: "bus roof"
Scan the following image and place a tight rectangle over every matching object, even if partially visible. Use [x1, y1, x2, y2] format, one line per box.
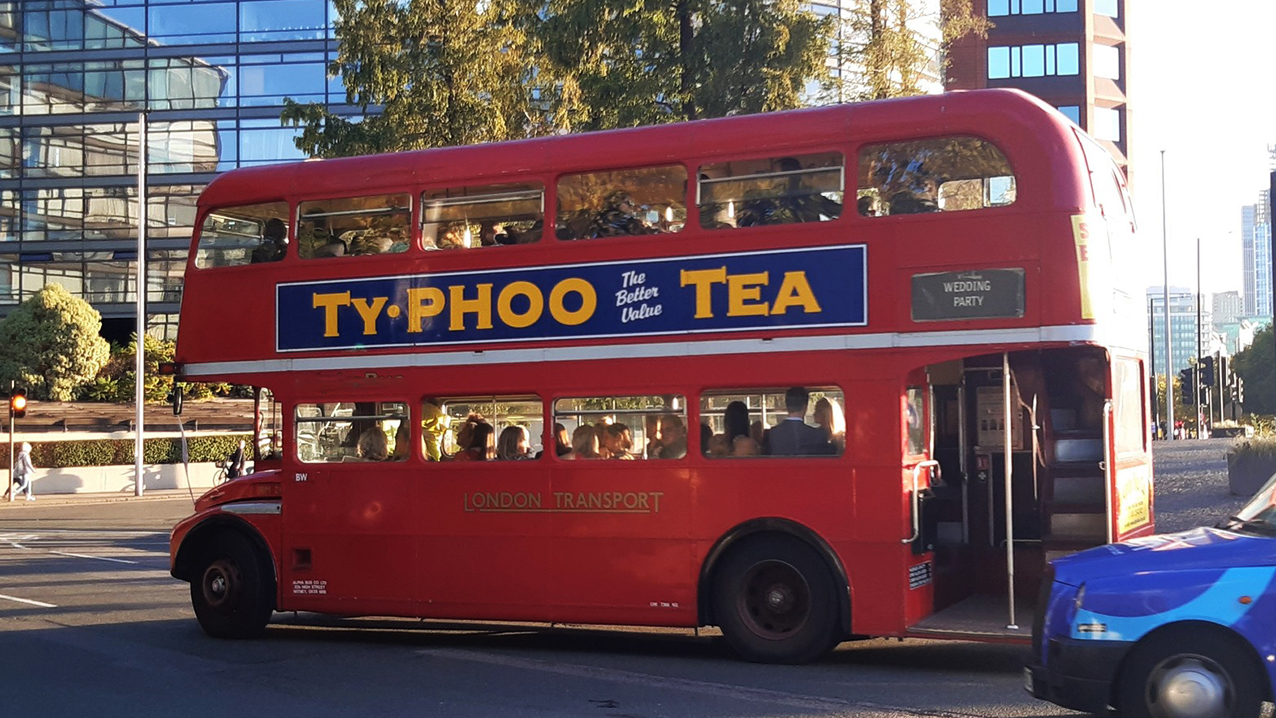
[200, 89, 1073, 209]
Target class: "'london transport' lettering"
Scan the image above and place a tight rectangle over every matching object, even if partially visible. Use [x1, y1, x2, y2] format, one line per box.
[277, 246, 866, 352]
[462, 491, 665, 514]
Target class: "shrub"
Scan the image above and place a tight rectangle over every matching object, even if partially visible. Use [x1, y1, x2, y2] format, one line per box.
[25, 434, 252, 468]
[1229, 437, 1276, 460]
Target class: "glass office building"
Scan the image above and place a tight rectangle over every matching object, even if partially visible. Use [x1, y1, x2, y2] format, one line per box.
[0, 1, 357, 340]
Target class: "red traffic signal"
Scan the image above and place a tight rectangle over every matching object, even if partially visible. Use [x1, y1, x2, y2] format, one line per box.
[9, 388, 26, 418]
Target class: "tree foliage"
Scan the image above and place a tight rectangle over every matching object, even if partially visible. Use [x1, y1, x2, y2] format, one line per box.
[0, 284, 110, 401]
[837, 0, 989, 101]
[283, 0, 835, 155]
[1235, 324, 1275, 416]
[282, 0, 559, 157]
[536, 0, 832, 130]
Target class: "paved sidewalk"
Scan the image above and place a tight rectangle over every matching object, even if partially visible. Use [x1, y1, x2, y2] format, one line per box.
[0, 488, 194, 509]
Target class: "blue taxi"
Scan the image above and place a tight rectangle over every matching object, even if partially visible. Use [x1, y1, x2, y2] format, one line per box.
[1027, 477, 1276, 718]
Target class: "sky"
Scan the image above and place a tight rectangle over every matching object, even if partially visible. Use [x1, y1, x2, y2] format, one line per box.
[1128, 0, 1276, 297]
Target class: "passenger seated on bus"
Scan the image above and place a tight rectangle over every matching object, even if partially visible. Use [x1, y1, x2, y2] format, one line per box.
[497, 425, 532, 460]
[738, 158, 841, 226]
[565, 424, 601, 460]
[593, 421, 613, 459]
[420, 400, 448, 461]
[769, 387, 835, 456]
[603, 423, 634, 460]
[592, 190, 656, 238]
[733, 435, 760, 456]
[857, 195, 879, 217]
[887, 190, 938, 215]
[724, 401, 760, 456]
[553, 423, 572, 457]
[446, 412, 485, 460]
[391, 423, 410, 460]
[705, 433, 730, 457]
[357, 426, 390, 461]
[655, 414, 687, 459]
[298, 213, 341, 258]
[454, 421, 495, 461]
[813, 396, 846, 451]
[643, 414, 663, 458]
[250, 218, 288, 264]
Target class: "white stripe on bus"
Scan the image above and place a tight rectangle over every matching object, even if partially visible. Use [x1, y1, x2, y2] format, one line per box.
[183, 324, 1139, 378]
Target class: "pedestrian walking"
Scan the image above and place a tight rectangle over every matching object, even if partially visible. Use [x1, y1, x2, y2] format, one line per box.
[7, 442, 35, 501]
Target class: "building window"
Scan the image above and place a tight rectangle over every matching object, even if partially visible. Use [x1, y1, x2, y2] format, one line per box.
[988, 0, 1078, 16]
[988, 43, 1079, 79]
[1093, 44, 1121, 81]
[1094, 106, 1121, 142]
[1094, 0, 1119, 18]
[1056, 105, 1081, 124]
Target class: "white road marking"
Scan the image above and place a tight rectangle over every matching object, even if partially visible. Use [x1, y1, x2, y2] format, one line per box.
[0, 593, 57, 608]
[417, 648, 986, 717]
[48, 551, 139, 565]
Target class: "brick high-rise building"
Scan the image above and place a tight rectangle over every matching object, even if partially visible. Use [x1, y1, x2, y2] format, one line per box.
[944, 1, 1129, 183]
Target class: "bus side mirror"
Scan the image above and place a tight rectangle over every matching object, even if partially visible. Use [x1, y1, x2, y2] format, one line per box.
[170, 384, 184, 416]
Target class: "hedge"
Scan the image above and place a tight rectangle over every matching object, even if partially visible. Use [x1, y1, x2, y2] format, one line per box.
[25, 435, 250, 469]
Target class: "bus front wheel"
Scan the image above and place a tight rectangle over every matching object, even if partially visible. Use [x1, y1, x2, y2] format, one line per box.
[190, 532, 273, 639]
[1116, 626, 1264, 718]
[712, 535, 840, 664]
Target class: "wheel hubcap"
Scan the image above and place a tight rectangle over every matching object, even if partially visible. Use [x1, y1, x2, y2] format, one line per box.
[202, 558, 240, 612]
[1148, 655, 1232, 718]
[738, 560, 810, 639]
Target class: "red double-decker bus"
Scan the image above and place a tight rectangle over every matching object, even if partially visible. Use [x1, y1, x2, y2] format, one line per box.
[168, 88, 1152, 664]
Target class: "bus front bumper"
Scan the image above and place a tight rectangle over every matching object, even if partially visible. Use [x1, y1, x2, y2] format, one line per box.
[1025, 637, 1129, 714]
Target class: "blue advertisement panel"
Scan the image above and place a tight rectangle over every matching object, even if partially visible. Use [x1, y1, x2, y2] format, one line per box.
[276, 246, 867, 352]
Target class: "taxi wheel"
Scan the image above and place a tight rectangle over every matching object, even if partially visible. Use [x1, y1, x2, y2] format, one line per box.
[1117, 628, 1264, 718]
[190, 532, 273, 639]
[712, 534, 840, 664]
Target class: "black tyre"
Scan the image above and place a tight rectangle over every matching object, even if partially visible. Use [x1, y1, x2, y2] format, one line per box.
[1116, 626, 1265, 718]
[711, 534, 841, 664]
[190, 532, 274, 639]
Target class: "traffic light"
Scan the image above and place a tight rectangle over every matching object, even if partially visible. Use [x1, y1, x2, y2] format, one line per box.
[1236, 377, 1245, 405]
[9, 387, 25, 419]
[1178, 367, 1194, 393]
[1198, 356, 1215, 388]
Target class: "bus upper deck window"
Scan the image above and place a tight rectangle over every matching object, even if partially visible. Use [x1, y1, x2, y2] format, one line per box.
[697, 152, 844, 229]
[297, 194, 411, 259]
[421, 182, 545, 250]
[556, 166, 687, 240]
[194, 201, 290, 268]
[857, 137, 1016, 218]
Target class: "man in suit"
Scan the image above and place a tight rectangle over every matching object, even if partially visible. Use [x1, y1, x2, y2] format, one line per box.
[769, 387, 835, 456]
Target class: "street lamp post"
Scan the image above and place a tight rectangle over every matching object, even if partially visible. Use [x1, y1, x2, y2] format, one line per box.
[1161, 150, 1174, 438]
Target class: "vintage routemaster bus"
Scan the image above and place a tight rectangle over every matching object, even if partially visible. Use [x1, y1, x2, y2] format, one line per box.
[168, 88, 1153, 664]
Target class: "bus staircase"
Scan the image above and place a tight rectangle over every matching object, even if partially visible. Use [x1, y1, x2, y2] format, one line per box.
[908, 407, 1107, 643]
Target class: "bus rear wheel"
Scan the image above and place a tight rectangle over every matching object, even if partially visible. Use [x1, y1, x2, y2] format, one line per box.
[712, 535, 840, 664]
[191, 533, 273, 639]
[1116, 627, 1264, 718]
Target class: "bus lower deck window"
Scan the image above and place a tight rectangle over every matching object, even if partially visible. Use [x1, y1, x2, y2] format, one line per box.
[429, 396, 544, 461]
[701, 388, 845, 458]
[295, 401, 410, 462]
[553, 396, 686, 460]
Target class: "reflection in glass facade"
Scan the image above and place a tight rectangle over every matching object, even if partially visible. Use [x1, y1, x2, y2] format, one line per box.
[0, 0, 354, 339]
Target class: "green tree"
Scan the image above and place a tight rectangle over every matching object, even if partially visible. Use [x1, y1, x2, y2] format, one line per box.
[0, 284, 110, 401]
[281, 0, 556, 157]
[534, 0, 832, 130]
[1234, 324, 1275, 416]
[837, 0, 989, 101]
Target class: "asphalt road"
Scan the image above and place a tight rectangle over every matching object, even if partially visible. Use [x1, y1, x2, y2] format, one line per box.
[0, 439, 1254, 717]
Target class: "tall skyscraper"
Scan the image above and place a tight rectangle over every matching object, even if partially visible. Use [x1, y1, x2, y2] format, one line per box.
[1212, 290, 1243, 326]
[0, 1, 355, 340]
[943, 0, 1130, 184]
[1242, 191, 1273, 318]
